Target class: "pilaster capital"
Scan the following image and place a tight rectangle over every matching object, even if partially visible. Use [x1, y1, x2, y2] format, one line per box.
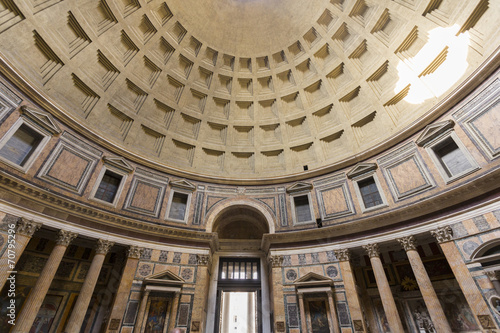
[430, 226, 453, 243]
[486, 271, 499, 281]
[362, 243, 380, 258]
[16, 218, 41, 237]
[127, 246, 143, 259]
[334, 249, 351, 262]
[56, 230, 78, 246]
[298, 293, 304, 300]
[326, 289, 333, 297]
[95, 239, 114, 255]
[268, 255, 283, 268]
[397, 236, 417, 252]
[197, 254, 211, 266]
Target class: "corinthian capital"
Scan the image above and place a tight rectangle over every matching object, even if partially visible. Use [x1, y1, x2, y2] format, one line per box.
[16, 218, 41, 237]
[95, 239, 114, 255]
[334, 249, 351, 262]
[430, 226, 453, 243]
[397, 236, 417, 252]
[197, 254, 210, 266]
[363, 243, 380, 258]
[269, 255, 283, 267]
[127, 245, 143, 259]
[56, 230, 78, 246]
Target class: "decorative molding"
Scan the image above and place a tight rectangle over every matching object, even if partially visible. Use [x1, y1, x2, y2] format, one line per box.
[415, 120, 455, 147]
[102, 156, 134, 173]
[486, 271, 499, 281]
[334, 249, 351, 262]
[127, 245, 143, 259]
[56, 229, 78, 246]
[397, 235, 417, 251]
[286, 182, 313, 194]
[362, 243, 380, 258]
[269, 255, 284, 267]
[197, 254, 210, 266]
[347, 162, 377, 179]
[15, 217, 42, 237]
[95, 239, 114, 254]
[430, 226, 453, 243]
[20, 105, 61, 135]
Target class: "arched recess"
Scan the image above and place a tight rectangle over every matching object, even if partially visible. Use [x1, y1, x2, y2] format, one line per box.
[204, 199, 276, 236]
[471, 239, 500, 265]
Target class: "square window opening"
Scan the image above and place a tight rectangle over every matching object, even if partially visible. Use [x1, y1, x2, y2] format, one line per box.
[293, 195, 312, 223]
[358, 176, 383, 209]
[0, 124, 44, 167]
[94, 170, 122, 203]
[168, 192, 189, 221]
[432, 137, 473, 178]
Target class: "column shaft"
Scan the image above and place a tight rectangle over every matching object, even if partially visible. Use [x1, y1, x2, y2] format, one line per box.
[269, 256, 286, 332]
[338, 259, 368, 332]
[0, 218, 41, 291]
[406, 249, 452, 332]
[105, 247, 142, 332]
[64, 253, 106, 332]
[133, 290, 150, 333]
[14, 230, 77, 333]
[298, 294, 307, 333]
[326, 291, 341, 333]
[167, 292, 181, 332]
[191, 255, 211, 333]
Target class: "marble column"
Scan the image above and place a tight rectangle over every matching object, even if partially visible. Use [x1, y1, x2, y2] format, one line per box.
[65, 239, 114, 332]
[297, 293, 307, 333]
[105, 245, 143, 332]
[0, 218, 41, 291]
[334, 249, 367, 332]
[362, 243, 404, 333]
[167, 291, 181, 333]
[133, 289, 151, 333]
[326, 290, 341, 333]
[269, 255, 286, 333]
[13, 229, 77, 333]
[397, 236, 452, 333]
[431, 226, 498, 330]
[191, 254, 211, 333]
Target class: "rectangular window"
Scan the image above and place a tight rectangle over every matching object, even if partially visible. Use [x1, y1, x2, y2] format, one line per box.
[0, 124, 43, 166]
[358, 177, 383, 209]
[293, 195, 312, 223]
[219, 258, 260, 281]
[168, 192, 189, 221]
[94, 170, 122, 203]
[433, 137, 473, 177]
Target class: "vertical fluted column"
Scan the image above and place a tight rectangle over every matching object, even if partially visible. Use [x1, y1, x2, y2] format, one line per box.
[431, 226, 498, 330]
[13, 229, 77, 333]
[65, 239, 114, 332]
[105, 245, 143, 332]
[297, 293, 307, 333]
[397, 236, 452, 333]
[133, 289, 151, 333]
[167, 291, 182, 333]
[269, 255, 286, 333]
[326, 290, 341, 333]
[362, 243, 404, 333]
[334, 249, 368, 333]
[0, 218, 41, 290]
[190, 255, 211, 333]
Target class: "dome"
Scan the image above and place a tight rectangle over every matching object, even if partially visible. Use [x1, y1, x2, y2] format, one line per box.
[0, 0, 498, 182]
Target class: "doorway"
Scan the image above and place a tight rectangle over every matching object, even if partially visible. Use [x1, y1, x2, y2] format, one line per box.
[219, 291, 257, 333]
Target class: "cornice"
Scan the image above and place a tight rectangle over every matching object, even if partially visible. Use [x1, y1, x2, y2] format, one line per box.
[0, 46, 499, 185]
[0, 171, 215, 245]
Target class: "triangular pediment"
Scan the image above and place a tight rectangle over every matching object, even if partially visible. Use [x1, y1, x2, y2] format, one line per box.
[295, 272, 331, 283]
[416, 120, 455, 147]
[347, 163, 377, 179]
[20, 106, 61, 135]
[286, 182, 313, 194]
[170, 179, 196, 191]
[103, 156, 134, 173]
[144, 269, 185, 286]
